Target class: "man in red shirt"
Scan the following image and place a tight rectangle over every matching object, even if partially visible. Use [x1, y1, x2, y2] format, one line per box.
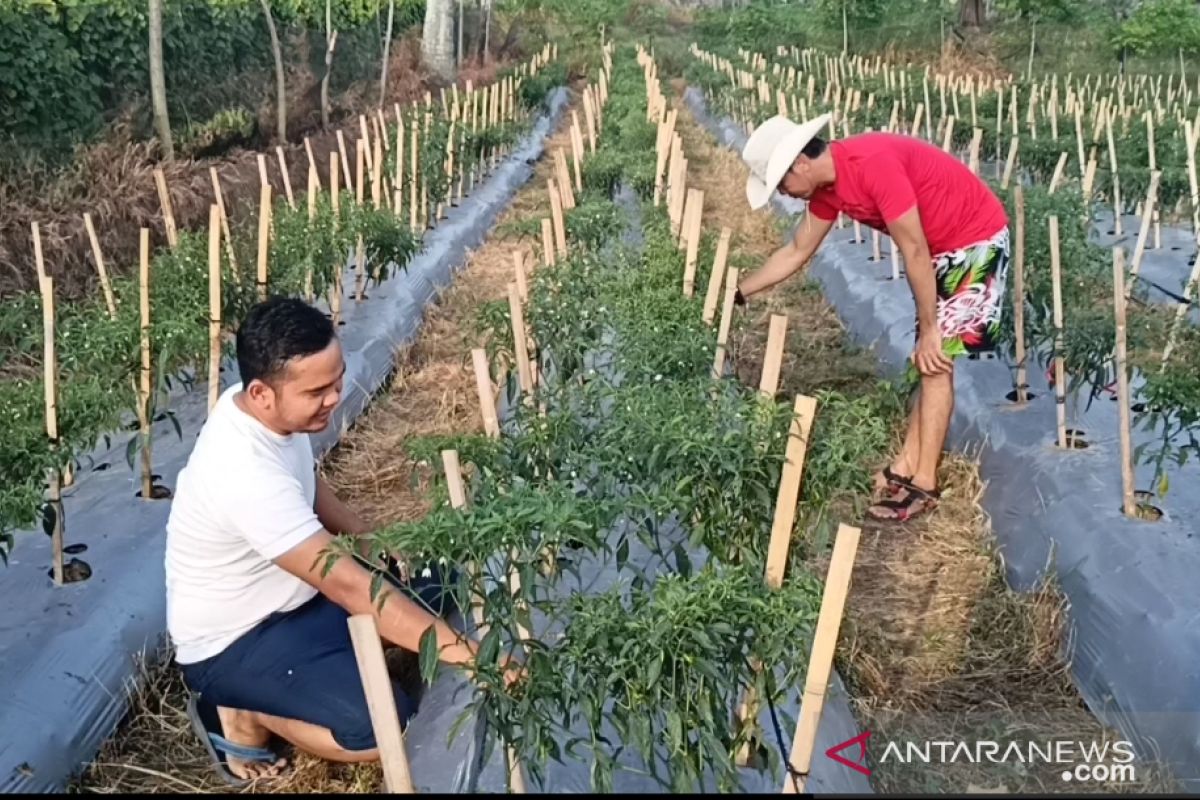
[737, 113, 1010, 522]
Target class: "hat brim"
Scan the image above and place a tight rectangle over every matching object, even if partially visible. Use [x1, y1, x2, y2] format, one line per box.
[743, 113, 832, 210]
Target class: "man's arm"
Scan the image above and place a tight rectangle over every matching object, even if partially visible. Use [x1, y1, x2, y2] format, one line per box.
[886, 208, 953, 376]
[276, 529, 480, 668]
[738, 212, 834, 298]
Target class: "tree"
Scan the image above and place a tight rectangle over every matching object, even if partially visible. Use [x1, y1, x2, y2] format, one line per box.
[148, 0, 173, 160]
[422, 0, 457, 80]
[381, 0, 396, 104]
[260, 0, 287, 143]
[482, 0, 493, 63]
[959, 0, 986, 27]
[321, 0, 337, 128]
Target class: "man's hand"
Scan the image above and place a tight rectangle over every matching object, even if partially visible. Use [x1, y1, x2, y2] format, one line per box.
[501, 653, 525, 689]
[913, 328, 953, 376]
[737, 212, 834, 299]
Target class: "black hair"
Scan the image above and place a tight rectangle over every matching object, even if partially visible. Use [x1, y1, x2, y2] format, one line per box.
[801, 136, 827, 160]
[236, 297, 336, 386]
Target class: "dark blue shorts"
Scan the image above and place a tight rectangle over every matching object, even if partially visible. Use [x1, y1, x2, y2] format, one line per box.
[180, 593, 415, 752]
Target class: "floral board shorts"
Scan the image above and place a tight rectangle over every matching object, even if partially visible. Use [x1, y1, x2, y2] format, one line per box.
[907, 227, 1010, 383]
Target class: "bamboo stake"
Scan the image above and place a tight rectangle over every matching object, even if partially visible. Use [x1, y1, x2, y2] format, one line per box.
[208, 205, 222, 413]
[508, 283, 534, 400]
[968, 127, 983, 174]
[1001, 136, 1019, 189]
[1129, 171, 1161, 285]
[702, 228, 731, 325]
[256, 185, 272, 303]
[274, 146, 296, 208]
[759, 315, 789, 396]
[82, 213, 117, 318]
[138, 229, 154, 500]
[257, 153, 270, 189]
[471, 348, 501, 438]
[782, 523, 862, 794]
[570, 116, 584, 192]
[554, 150, 575, 210]
[1105, 111, 1123, 236]
[1048, 152, 1069, 194]
[682, 189, 704, 297]
[734, 392, 817, 764]
[548, 180, 567, 257]
[1112, 249, 1136, 518]
[712, 268, 740, 379]
[346, 615, 416, 793]
[373, 135, 384, 209]
[153, 168, 178, 248]
[337, 130, 354, 191]
[541, 219, 555, 267]
[1013, 186, 1028, 404]
[330, 152, 343, 326]
[441, 447, 536, 798]
[1049, 217, 1068, 448]
[410, 117, 419, 232]
[36, 250, 64, 584]
[941, 115, 955, 152]
[354, 139, 367, 300]
[514, 251, 529, 303]
[209, 170, 240, 283]
[889, 237, 900, 281]
[304, 136, 318, 181]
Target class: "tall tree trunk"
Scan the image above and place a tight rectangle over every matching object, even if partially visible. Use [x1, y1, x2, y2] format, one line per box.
[456, 0, 464, 68]
[148, 0, 173, 160]
[259, 0, 287, 143]
[380, 0, 395, 105]
[958, 0, 985, 28]
[422, 0, 456, 81]
[482, 0, 492, 64]
[321, 0, 335, 129]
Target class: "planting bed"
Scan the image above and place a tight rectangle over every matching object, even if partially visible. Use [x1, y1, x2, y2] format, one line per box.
[72, 46, 876, 795]
[0, 76, 568, 793]
[685, 82, 1200, 790]
[335, 47, 874, 793]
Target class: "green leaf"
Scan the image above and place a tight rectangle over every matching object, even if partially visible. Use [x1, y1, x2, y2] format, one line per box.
[418, 626, 440, 685]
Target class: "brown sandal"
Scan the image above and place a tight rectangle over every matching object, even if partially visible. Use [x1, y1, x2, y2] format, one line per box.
[872, 465, 913, 500]
[867, 484, 940, 522]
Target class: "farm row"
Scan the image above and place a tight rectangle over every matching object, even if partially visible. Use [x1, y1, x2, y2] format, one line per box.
[319, 41, 900, 793]
[687, 44, 1200, 517]
[0, 46, 566, 574]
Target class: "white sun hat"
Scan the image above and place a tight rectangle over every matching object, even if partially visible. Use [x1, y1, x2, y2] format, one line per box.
[741, 112, 833, 210]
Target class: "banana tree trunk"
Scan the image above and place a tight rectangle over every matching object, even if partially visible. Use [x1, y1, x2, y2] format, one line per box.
[148, 0, 173, 160]
[259, 0, 287, 143]
[422, 0, 456, 81]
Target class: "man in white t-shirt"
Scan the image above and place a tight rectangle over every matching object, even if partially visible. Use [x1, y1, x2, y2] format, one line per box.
[166, 297, 506, 785]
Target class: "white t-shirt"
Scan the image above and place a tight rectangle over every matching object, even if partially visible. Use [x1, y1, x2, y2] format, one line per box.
[166, 384, 324, 664]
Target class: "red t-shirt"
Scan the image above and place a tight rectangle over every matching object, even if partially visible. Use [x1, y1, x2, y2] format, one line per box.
[807, 132, 1008, 255]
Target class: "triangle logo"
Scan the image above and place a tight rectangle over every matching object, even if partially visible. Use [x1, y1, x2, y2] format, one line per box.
[825, 730, 872, 776]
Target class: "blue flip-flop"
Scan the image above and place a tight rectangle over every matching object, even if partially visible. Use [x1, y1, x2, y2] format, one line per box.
[185, 693, 284, 787]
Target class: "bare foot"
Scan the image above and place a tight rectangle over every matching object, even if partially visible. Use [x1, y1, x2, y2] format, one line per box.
[217, 706, 289, 781]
